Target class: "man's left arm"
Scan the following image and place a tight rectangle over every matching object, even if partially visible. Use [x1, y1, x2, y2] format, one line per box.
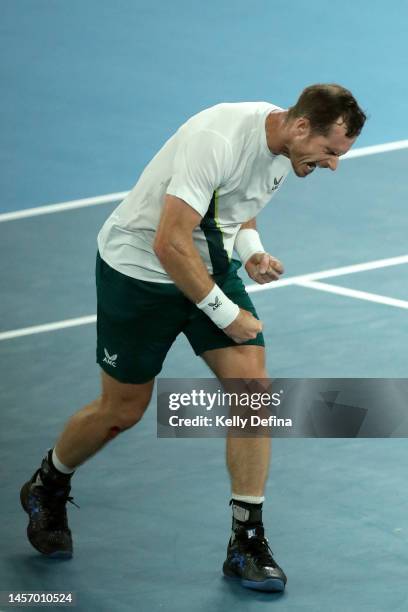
[235, 218, 284, 285]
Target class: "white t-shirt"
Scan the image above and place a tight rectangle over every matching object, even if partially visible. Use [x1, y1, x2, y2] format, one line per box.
[97, 102, 292, 282]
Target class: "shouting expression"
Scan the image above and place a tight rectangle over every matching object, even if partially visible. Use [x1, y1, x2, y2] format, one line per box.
[286, 117, 356, 178]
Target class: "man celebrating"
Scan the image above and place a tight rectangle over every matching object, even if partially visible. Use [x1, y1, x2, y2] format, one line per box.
[21, 84, 366, 592]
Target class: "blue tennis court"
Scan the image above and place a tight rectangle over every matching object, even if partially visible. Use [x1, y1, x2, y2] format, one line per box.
[1, 2, 407, 611]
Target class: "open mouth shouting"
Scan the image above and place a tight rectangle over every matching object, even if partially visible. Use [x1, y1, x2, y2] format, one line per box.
[299, 162, 316, 176]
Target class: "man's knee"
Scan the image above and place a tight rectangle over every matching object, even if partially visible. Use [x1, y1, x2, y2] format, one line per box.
[102, 394, 151, 431]
[99, 371, 154, 433]
[204, 347, 267, 379]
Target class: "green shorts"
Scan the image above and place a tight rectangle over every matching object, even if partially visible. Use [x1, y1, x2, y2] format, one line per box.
[95, 251, 264, 384]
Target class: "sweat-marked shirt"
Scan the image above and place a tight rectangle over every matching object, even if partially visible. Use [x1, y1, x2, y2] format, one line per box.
[97, 102, 291, 282]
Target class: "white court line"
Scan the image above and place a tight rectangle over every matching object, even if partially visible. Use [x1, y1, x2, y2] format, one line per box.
[245, 254, 408, 293]
[1, 254, 407, 342]
[0, 315, 96, 341]
[297, 280, 408, 310]
[0, 192, 129, 223]
[343, 139, 408, 159]
[0, 139, 408, 224]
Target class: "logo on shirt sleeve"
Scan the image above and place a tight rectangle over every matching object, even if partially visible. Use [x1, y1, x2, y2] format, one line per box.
[271, 176, 283, 191]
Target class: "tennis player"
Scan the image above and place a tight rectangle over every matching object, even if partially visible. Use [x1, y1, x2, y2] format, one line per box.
[21, 84, 366, 592]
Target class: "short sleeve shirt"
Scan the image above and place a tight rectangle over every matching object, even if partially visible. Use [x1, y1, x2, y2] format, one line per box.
[97, 102, 292, 282]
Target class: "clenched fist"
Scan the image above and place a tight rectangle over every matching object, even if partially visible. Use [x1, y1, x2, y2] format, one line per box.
[223, 308, 263, 344]
[245, 253, 284, 285]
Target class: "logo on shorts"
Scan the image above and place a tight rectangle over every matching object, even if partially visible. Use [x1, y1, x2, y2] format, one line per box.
[209, 296, 222, 311]
[103, 348, 117, 367]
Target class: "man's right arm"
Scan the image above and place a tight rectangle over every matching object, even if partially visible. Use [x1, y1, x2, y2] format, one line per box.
[153, 195, 215, 304]
[153, 195, 262, 343]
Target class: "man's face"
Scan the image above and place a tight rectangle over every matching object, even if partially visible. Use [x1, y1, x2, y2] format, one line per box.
[286, 117, 357, 178]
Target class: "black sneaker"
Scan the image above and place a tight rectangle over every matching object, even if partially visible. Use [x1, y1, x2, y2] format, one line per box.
[20, 461, 78, 558]
[223, 525, 287, 592]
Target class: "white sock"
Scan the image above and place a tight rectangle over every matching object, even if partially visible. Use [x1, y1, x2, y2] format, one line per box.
[34, 449, 75, 486]
[231, 493, 265, 504]
[51, 448, 75, 474]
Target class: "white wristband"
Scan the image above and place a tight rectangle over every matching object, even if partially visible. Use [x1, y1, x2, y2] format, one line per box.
[196, 284, 240, 329]
[234, 228, 265, 265]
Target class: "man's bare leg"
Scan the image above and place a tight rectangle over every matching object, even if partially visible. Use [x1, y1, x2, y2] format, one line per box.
[226, 435, 271, 498]
[201, 345, 286, 591]
[20, 369, 154, 557]
[202, 345, 270, 499]
[55, 370, 154, 469]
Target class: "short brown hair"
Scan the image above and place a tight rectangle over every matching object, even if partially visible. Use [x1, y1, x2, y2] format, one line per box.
[287, 84, 367, 138]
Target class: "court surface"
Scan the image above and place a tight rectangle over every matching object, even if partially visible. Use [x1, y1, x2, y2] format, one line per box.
[1, 2, 408, 611]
